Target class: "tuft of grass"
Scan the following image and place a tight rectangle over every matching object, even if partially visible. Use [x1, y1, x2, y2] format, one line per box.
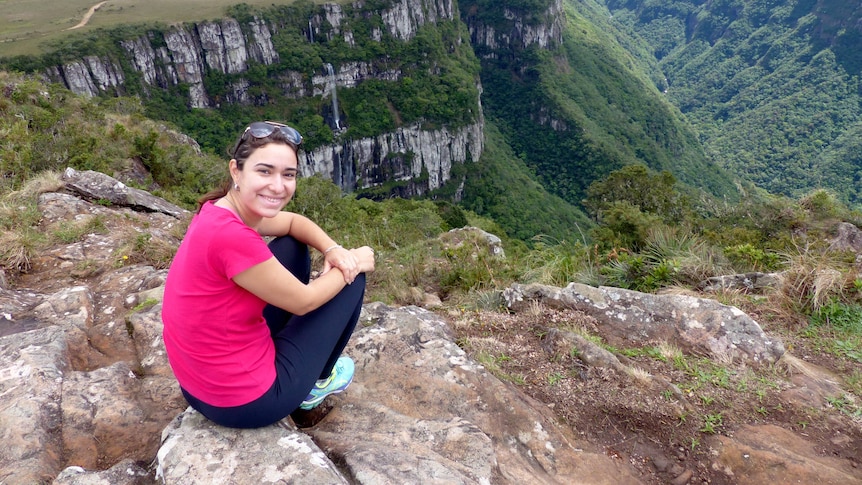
[115, 230, 178, 270]
[628, 366, 653, 383]
[699, 413, 723, 434]
[0, 175, 57, 272]
[846, 370, 862, 395]
[619, 345, 668, 362]
[51, 215, 108, 244]
[799, 300, 862, 364]
[643, 226, 732, 286]
[474, 350, 525, 385]
[520, 236, 597, 287]
[548, 371, 565, 386]
[825, 395, 862, 419]
[0, 228, 41, 272]
[775, 243, 855, 316]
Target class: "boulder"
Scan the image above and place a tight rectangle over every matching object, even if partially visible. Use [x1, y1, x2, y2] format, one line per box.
[54, 459, 151, 485]
[504, 282, 785, 365]
[709, 424, 862, 484]
[61, 168, 186, 218]
[829, 222, 862, 253]
[697, 272, 782, 293]
[156, 410, 347, 484]
[0, 327, 69, 483]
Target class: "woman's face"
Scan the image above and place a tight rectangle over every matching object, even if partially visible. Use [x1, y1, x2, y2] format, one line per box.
[230, 142, 298, 220]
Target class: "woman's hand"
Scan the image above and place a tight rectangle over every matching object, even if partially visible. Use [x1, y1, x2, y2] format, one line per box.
[350, 246, 376, 274]
[322, 245, 374, 284]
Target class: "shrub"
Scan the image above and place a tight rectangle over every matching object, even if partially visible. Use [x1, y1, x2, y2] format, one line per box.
[590, 200, 662, 251]
[724, 243, 782, 272]
[774, 244, 858, 318]
[799, 188, 841, 219]
[519, 236, 598, 287]
[436, 230, 512, 295]
[435, 201, 468, 230]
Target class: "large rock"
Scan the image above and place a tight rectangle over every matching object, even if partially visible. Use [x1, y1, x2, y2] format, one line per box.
[709, 424, 862, 484]
[61, 168, 186, 218]
[0, 181, 188, 483]
[54, 459, 150, 485]
[697, 272, 782, 293]
[61, 362, 151, 470]
[830, 222, 862, 253]
[156, 304, 642, 484]
[156, 409, 348, 484]
[0, 327, 69, 483]
[504, 282, 785, 365]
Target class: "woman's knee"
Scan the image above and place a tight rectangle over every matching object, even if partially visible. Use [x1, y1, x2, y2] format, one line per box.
[268, 236, 310, 280]
[350, 272, 367, 295]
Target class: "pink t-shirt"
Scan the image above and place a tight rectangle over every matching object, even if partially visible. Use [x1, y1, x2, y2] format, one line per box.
[162, 201, 277, 407]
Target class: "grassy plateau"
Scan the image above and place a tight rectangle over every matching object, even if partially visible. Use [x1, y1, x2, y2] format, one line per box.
[0, 0, 336, 56]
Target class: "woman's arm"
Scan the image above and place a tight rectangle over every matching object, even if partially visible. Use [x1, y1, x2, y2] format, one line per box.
[233, 246, 376, 315]
[257, 211, 363, 284]
[257, 211, 335, 252]
[232, 257, 346, 315]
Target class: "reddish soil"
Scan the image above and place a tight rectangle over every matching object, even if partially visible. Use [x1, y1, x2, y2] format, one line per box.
[452, 305, 862, 484]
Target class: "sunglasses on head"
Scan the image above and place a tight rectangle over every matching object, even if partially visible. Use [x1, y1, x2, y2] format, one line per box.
[232, 121, 303, 154]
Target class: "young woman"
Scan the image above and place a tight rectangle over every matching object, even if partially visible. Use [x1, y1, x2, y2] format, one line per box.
[162, 121, 374, 428]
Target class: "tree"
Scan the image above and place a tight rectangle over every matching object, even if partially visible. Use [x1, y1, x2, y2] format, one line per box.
[583, 164, 688, 223]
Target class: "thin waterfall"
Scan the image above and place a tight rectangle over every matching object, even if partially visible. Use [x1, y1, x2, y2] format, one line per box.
[308, 19, 314, 43]
[325, 63, 341, 131]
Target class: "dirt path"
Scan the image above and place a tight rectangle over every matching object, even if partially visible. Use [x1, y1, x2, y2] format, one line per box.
[66, 1, 108, 31]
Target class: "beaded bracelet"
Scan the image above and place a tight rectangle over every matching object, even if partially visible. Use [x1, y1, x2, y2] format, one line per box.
[324, 244, 342, 254]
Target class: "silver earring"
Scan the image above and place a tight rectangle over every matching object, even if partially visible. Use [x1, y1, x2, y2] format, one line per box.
[234, 183, 239, 191]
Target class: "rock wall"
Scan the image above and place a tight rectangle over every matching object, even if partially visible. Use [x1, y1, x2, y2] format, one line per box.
[460, 0, 566, 133]
[307, 0, 455, 44]
[43, 0, 458, 106]
[304, 118, 484, 194]
[463, 0, 565, 58]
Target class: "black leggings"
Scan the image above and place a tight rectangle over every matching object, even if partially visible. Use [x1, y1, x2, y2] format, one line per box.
[181, 235, 365, 428]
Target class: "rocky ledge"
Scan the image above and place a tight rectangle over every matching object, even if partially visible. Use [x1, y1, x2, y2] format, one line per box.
[1, 169, 860, 484]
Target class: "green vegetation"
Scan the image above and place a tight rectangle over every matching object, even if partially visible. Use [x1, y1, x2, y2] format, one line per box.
[454, 121, 594, 243]
[0, 72, 223, 203]
[607, 0, 862, 206]
[460, 0, 739, 212]
[2, 0, 744, 245]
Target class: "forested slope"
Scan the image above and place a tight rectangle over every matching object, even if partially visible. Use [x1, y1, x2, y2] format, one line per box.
[463, 0, 740, 207]
[607, 0, 862, 205]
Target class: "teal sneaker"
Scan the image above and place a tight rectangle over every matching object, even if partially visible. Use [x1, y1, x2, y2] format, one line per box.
[300, 356, 354, 410]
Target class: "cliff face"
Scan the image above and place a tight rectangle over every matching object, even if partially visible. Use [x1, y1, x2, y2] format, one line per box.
[304, 120, 484, 195]
[46, 0, 460, 104]
[41, 0, 482, 197]
[462, 0, 564, 58]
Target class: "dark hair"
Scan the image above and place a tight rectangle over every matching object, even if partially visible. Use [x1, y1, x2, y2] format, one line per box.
[196, 127, 301, 212]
